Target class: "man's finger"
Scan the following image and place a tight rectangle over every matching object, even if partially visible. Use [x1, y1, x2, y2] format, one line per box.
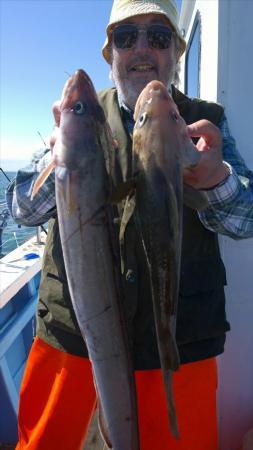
[49, 127, 60, 151]
[187, 119, 222, 149]
[187, 119, 218, 136]
[52, 101, 61, 126]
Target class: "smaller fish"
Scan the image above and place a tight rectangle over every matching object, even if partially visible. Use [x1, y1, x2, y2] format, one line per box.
[133, 80, 205, 438]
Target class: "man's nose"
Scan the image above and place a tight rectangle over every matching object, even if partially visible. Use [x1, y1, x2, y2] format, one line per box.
[134, 29, 150, 50]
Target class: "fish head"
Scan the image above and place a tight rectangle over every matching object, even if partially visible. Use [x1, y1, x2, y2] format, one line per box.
[54, 69, 106, 170]
[133, 80, 201, 173]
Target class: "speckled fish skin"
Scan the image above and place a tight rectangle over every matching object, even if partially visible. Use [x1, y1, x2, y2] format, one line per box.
[133, 80, 202, 438]
[55, 69, 139, 450]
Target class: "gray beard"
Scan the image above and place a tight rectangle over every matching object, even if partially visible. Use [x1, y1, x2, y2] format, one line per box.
[109, 69, 173, 111]
[116, 82, 142, 111]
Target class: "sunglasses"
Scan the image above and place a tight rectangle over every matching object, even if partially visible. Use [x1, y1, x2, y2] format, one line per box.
[112, 24, 174, 50]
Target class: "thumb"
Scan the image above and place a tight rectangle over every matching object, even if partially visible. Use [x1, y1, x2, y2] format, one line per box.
[187, 119, 222, 148]
[52, 100, 61, 127]
[49, 101, 61, 151]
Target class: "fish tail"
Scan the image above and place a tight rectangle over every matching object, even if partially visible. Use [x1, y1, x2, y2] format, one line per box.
[31, 159, 56, 200]
[164, 370, 180, 439]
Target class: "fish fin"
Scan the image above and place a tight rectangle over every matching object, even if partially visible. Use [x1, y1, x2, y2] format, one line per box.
[119, 192, 136, 273]
[65, 171, 77, 213]
[101, 121, 117, 178]
[55, 168, 77, 214]
[164, 370, 180, 439]
[165, 181, 181, 290]
[183, 184, 208, 211]
[31, 159, 56, 200]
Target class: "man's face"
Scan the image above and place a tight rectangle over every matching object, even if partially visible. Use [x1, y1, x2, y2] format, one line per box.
[110, 13, 179, 110]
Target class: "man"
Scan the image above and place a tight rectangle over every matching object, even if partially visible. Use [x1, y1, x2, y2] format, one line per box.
[6, 1, 253, 449]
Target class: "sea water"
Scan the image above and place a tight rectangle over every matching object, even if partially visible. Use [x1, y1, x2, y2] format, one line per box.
[0, 171, 37, 255]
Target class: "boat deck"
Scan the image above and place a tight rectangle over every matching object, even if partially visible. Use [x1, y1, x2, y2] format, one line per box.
[0, 234, 104, 448]
[0, 235, 46, 445]
[0, 234, 46, 310]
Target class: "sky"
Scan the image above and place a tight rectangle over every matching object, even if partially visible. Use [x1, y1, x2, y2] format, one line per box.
[0, 0, 181, 171]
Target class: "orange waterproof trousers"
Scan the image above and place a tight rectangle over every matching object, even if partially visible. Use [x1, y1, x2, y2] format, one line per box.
[16, 337, 218, 450]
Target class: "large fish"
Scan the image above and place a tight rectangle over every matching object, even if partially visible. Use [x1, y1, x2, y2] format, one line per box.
[132, 80, 204, 437]
[33, 69, 139, 450]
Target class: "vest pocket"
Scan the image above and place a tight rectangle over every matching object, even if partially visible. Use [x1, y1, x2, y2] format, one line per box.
[176, 258, 229, 345]
[38, 270, 81, 336]
[179, 258, 227, 296]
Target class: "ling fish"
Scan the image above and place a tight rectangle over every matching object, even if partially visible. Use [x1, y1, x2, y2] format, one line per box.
[32, 69, 139, 450]
[133, 80, 205, 438]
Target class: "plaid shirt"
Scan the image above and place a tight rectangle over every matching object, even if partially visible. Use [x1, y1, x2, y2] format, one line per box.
[6, 149, 56, 227]
[6, 113, 253, 239]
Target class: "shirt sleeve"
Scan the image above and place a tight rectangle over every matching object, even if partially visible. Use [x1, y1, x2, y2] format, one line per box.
[198, 114, 253, 239]
[5, 150, 56, 226]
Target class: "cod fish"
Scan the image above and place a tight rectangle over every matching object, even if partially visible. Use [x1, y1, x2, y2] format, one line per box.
[33, 69, 139, 450]
[133, 80, 203, 437]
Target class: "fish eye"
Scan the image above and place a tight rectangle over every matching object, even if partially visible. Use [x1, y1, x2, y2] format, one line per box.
[72, 101, 86, 115]
[170, 111, 179, 122]
[138, 112, 147, 128]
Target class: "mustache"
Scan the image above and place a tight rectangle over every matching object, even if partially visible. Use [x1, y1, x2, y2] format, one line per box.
[127, 56, 157, 70]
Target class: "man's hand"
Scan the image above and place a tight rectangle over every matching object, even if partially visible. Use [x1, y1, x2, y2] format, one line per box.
[49, 101, 61, 151]
[183, 119, 230, 189]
